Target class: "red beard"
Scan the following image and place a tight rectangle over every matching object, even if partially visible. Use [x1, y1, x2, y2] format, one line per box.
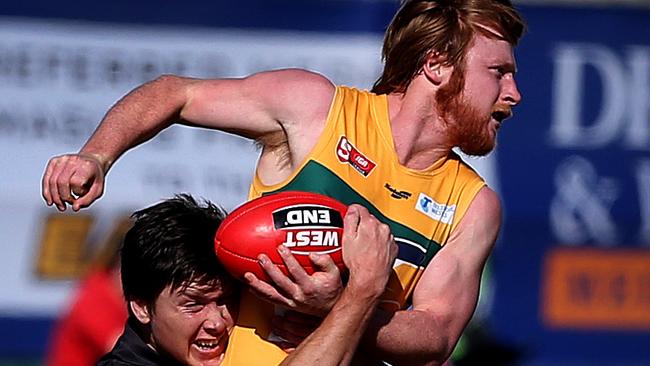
[445, 94, 495, 156]
[436, 73, 509, 157]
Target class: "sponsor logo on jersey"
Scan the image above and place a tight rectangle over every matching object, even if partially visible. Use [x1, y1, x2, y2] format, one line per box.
[336, 136, 376, 177]
[384, 183, 412, 200]
[273, 204, 344, 253]
[415, 193, 455, 225]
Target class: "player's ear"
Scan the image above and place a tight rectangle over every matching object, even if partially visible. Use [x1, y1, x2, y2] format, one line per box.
[422, 51, 451, 86]
[130, 299, 152, 325]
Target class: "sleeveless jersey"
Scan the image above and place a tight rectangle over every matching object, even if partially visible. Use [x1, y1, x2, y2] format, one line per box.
[222, 86, 485, 365]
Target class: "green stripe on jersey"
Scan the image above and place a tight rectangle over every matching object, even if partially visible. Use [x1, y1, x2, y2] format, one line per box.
[264, 161, 442, 267]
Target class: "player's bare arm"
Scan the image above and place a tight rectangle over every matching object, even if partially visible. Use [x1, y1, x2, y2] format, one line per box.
[41, 69, 335, 211]
[281, 205, 398, 366]
[259, 187, 501, 364]
[360, 186, 501, 365]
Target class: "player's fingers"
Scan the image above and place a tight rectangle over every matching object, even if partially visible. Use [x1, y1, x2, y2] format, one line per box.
[389, 235, 399, 260]
[72, 179, 103, 212]
[277, 246, 310, 284]
[42, 159, 57, 205]
[344, 204, 361, 223]
[309, 252, 339, 275]
[342, 204, 360, 240]
[355, 204, 372, 224]
[48, 158, 69, 211]
[244, 272, 295, 308]
[55, 162, 79, 207]
[258, 253, 302, 299]
[243, 272, 259, 285]
[70, 173, 90, 197]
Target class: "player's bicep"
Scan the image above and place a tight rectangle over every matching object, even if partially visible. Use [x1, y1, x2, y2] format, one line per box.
[410, 246, 480, 343]
[180, 69, 335, 139]
[411, 187, 501, 337]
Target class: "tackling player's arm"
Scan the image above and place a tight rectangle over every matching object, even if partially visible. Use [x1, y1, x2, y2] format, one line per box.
[281, 279, 384, 366]
[41, 69, 334, 211]
[361, 186, 501, 365]
[281, 205, 398, 366]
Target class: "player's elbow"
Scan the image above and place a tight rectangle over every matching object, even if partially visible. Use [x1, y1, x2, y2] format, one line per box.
[420, 337, 455, 366]
[389, 314, 458, 366]
[417, 311, 465, 365]
[390, 346, 451, 366]
[152, 74, 195, 94]
[153, 73, 182, 84]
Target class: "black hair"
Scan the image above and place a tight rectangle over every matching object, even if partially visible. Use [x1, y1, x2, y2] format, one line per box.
[120, 193, 230, 308]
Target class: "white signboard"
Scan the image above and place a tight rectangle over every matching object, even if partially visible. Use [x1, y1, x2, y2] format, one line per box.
[0, 18, 498, 316]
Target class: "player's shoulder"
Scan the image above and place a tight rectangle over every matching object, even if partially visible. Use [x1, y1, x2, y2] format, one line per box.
[249, 68, 335, 96]
[249, 68, 336, 124]
[473, 186, 501, 211]
[467, 186, 502, 229]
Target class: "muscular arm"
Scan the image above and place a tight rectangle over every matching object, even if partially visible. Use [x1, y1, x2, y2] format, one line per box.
[80, 74, 191, 173]
[281, 205, 398, 366]
[83, 70, 331, 170]
[361, 187, 502, 365]
[258, 187, 501, 364]
[42, 69, 334, 211]
[280, 280, 382, 366]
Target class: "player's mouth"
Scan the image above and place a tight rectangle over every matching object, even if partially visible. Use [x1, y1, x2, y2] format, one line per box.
[192, 336, 227, 361]
[491, 109, 511, 129]
[195, 340, 219, 351]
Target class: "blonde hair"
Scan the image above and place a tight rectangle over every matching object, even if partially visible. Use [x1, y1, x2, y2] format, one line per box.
[372, 0, 526, 95]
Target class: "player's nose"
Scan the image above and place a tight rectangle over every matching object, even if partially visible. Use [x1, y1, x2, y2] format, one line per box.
[203, 308, 228, 334]
[502, 77, 522, 106]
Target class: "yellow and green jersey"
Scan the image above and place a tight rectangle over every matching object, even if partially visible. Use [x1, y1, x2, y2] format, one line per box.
[222, 86, 485, 365]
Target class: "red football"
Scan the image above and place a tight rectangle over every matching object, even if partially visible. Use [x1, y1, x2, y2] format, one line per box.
[215, 191, 348, 281]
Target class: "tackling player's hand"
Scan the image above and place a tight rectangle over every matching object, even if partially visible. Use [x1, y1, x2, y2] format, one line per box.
[244, 203, 397, 316]
[343, 204, 397, 297]
[42, 153, 106, 212]
[244, 244, 343, 316]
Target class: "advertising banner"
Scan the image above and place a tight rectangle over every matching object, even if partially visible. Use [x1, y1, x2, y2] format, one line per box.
[493, 6, 650, 365]
[0, 2, 648, 364]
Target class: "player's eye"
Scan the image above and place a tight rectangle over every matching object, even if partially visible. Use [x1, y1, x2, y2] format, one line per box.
[183, 302, 205, 312]
[491, 67, 505, 79]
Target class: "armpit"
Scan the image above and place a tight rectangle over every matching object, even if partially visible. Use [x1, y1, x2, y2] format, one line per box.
[255, 129, 292, 170]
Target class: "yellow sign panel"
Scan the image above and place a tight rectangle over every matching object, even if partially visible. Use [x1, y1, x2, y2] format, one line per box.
[542, 248, 650, 330]
[36, 214, 93, 279]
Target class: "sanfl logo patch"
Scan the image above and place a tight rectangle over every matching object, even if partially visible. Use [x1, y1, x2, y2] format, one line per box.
[335, 136, 376, 177]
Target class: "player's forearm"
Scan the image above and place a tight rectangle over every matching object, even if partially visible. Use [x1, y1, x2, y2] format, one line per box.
[281, 286, 381, 366]
[80, 74, 191, 173]
[361, 308, 453, 366]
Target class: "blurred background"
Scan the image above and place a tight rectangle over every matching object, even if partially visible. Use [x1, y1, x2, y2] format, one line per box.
[1, 0, 648, 365]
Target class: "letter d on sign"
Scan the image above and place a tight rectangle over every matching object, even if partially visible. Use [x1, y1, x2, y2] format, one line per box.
[550, 43, 627, 148]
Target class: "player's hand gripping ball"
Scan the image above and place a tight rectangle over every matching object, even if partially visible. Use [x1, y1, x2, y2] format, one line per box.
[214, 191, 348, 281]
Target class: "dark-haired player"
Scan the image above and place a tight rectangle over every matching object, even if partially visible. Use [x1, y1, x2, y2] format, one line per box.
[98, 194, 396, 366]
